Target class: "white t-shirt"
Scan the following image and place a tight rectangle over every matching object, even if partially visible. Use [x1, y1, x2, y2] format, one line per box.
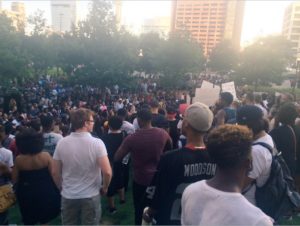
[0, 147, 13, 185]
[43, 132, 63, 156]
[133, 118, 139, 130]
[244, 134, 274, 205]
[0, 147, 13, 168]
[181, 180, 273, 226]
[53, 132, 107, 199]
[121, 121, 135, 135]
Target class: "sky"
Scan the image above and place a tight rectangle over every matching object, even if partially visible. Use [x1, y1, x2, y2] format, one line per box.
[1, 0, 295, 46]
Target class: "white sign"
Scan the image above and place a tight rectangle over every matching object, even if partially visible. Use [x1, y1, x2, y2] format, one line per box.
[201, 80, 214, 89]
[221, 81, 237, 99]
[193, 86, 220, 107]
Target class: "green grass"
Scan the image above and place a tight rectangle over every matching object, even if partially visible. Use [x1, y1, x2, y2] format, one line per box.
[8, 177, 135, 225]
[7, 171, 300, 225]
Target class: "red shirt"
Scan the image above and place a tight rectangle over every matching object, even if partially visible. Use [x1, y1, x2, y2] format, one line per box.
[118, 127, 172, 186]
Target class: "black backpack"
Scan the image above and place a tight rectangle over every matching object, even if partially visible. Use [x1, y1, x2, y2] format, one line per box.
[253, 142, 300, 221]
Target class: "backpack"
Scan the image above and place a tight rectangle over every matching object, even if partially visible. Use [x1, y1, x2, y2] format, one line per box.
[253, 142, 300, 221]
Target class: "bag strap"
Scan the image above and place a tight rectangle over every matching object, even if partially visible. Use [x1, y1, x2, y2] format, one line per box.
[242, 180, 256, 195]
[287, 125, 297, 161]
[252, 142, 273, 155]
[242, 142, 273, 195]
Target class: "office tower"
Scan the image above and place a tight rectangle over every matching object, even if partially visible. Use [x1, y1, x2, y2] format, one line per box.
[2, 2, 26, 31]
[114, 0, 122, 29]
[283, 2, 300, 63]
[51, 0, 77, 33]
[171, 0, 245, 56]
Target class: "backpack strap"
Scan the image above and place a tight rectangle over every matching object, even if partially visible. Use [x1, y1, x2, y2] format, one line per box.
[287, 125, 297, 161]
[252, 142, 273, 155]
[242, 142, 273, 195]
[242, 180, 256, 195]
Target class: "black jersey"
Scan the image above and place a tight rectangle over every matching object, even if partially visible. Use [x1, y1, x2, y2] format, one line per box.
[145, 147, 216, 225]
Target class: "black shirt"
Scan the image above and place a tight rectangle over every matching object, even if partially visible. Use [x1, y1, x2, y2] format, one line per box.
[102, 133, 124, 163]
[145, 147, 216, 225]
[168, 119, 179, 149]
[152, 113, 169, 129]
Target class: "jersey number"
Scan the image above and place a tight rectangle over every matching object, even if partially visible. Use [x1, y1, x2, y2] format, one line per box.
[170, 183, 189, 221]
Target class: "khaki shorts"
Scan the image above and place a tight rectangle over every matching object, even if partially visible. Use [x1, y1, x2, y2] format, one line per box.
[61, 195, 101, 225]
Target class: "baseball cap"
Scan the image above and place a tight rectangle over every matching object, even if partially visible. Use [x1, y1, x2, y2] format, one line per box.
[237, 105, 263, 125]
[185, 102, 213, 132]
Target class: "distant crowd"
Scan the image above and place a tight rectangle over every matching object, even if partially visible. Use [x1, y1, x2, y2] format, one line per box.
[0, 77, 299, 225]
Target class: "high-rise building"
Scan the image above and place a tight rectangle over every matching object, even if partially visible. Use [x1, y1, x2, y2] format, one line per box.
[141, 17, 171, 38]
[2, 2, 26, 31]
[171, 0, 245, 56]
[51, 0, 77, 33]
[114, 0, 122, 29]
[282, 2, 300, 63]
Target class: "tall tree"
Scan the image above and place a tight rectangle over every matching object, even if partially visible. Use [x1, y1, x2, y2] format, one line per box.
[77, 0, 116, 39]
[0, 13, 29, 82]
[235, 36, 293, 88]
[158, 32, 205, 88]
[27, 9, 47, 36]
[208, 40, 239, 74]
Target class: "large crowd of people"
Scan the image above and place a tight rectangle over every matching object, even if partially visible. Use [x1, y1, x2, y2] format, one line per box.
[0, 77, 299, 225]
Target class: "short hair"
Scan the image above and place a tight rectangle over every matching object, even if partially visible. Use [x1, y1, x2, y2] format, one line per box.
[40, 115, 54, 130]
[108, 116, 123, 130]
[278, 103, 298, 125]
[246, 92, 254, 102]
[207, 125, 253, 170]
[70, 108, 94, 131]
[237, 105, 265, 135]
[150, 100, 159, 108]
[137, 108, 152, 123]
[220, 92, 234, 105]
[29, 118, 41, 132]
[117, 108, 127, 118]
[16, 128, 44, 155]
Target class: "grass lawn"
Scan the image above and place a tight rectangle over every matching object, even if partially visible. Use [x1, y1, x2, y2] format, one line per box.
[6, 170, 300, 225]
[8, 178, 135, 225]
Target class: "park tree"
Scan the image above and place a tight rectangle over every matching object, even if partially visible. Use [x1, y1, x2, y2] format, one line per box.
[0, 13, 29, 83]
[158, 32, 205, 88]
[208, 40, 239, 74]
[27, 9, 47, 36]
[77, 0, 117, 39]
[138, 33, 164, 74]
[69, 0, 139, 87]
[235, 36, 293, 88]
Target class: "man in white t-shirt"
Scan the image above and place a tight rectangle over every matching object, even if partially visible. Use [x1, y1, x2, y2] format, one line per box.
[181, 125, 273, 226]
[52, 108, 112, 225]
[237, 105, 274, 205]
